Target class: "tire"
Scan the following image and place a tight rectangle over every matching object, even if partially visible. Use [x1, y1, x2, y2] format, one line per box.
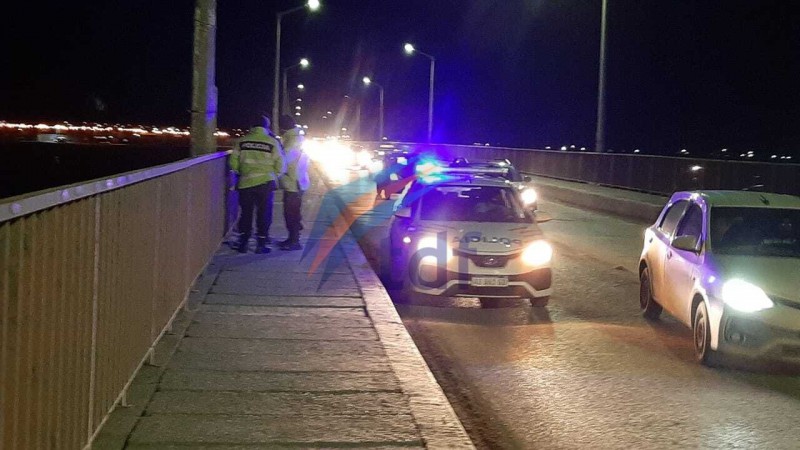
[693, 301, 719, 366]
[639, 268, 663, 320]
[530, 296, 549, 307]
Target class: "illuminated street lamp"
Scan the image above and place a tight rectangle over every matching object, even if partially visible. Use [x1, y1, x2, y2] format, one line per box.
[272, 1, 320, 126]
[362, 76, 385, 141]
[404, 43, 436, 142]
[282, 58, 310, 114]
[297, 84, 305, 90]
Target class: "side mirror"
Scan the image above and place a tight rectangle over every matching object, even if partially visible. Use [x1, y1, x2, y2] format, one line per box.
[394, 207, 412, 219]
[523, 176, 532, 182]
[672, 235, 700, 253]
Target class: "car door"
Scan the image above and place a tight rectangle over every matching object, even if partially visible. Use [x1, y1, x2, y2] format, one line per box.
[663, 202, 705, 326]
[649, 200, 690, 312]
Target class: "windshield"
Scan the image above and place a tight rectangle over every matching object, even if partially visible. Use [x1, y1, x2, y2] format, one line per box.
[419, 185, 530, 223]
[711, 207, 800, 257]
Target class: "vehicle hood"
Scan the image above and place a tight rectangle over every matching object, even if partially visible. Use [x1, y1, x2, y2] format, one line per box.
[713, 255, 800, 303]
[416, 220, 543, 254]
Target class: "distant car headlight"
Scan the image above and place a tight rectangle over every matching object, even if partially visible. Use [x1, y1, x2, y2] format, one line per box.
[521, 240, 552, 266]
[722, 279, 774, 312]
[520, 188, 538, 206]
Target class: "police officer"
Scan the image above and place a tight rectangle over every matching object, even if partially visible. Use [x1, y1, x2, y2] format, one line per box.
[278, 115, 309, 250]
[230, 116, 285, 253]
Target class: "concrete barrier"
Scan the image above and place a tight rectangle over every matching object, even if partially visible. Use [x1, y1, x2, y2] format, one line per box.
[531, 177, 666, 224]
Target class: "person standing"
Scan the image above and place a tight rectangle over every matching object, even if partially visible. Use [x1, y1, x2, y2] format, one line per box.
[229, 116, 285, 253]
[278, 115, 309, 250]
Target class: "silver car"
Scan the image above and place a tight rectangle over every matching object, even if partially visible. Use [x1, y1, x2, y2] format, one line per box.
[639, 191, 800, 365]
[387, 175, 553, 306]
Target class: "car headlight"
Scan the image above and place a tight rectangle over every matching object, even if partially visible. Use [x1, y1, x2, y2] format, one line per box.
[721, 279, 774, 312]
[520, 188, 538, 206]
[416, 236, 453, 262]
[521, 240, 552, 266]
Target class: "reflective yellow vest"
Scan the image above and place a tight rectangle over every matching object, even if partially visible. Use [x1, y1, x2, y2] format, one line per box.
[229, 127, 285, 189]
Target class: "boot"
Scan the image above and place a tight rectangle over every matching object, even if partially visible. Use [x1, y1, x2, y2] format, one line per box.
[280, 241, 303, 251]
[255, 236, 271, 254]
[279, 232, 302, 251]
[236, 234, 249, 253]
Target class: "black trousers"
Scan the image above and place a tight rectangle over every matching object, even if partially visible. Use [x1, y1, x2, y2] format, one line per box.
[283, 190, 304, 242]
[238, 181, 276, 239]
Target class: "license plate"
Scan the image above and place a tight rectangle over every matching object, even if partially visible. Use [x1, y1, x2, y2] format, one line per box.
[470, 276, 509, 287]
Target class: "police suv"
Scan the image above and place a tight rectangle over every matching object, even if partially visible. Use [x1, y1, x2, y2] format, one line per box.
[386, 173, 553, 306]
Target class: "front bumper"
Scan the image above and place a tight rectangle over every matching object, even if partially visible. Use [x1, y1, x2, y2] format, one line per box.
[409, 267, 552, 298]
[718, 303, 800, 363]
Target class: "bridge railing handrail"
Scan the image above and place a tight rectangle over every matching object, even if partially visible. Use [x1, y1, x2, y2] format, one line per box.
[0, 151, 228, 222]
[1, 151, 232, 450]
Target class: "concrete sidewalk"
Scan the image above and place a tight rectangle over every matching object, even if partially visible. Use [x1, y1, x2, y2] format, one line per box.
[93, 176, 473, 448]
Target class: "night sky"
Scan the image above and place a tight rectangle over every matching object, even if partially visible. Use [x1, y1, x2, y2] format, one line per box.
[3, 0, 799, 155]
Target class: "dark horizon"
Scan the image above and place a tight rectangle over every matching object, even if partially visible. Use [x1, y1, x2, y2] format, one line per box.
[3, 0, 799, 156]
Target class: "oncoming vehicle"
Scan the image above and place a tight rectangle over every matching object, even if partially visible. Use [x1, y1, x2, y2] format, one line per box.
[387, 175, 553, 306]
[443, 158, 539, 210]
[639, 191, 800, 365]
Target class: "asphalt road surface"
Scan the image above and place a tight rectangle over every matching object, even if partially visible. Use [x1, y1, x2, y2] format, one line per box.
[332, 170, 800, 449]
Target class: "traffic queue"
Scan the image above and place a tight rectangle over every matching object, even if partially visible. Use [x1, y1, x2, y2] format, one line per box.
[300, 138, 800, 367]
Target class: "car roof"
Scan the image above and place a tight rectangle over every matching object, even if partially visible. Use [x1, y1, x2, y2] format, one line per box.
[419, 174, 512, 189]
[676, 190, 800, 209]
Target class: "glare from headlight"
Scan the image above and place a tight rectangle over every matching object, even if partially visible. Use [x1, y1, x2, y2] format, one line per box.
[520, 188, 538, 206]
[369, 159, 384, 172]
[521, 240, 553, 266]
[356, 150, 371, 167]
[416, 235, 453, 262]
[722, 279, 774, 312]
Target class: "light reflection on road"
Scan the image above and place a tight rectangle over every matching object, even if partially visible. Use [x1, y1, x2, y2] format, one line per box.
[327, 166, 800, 450]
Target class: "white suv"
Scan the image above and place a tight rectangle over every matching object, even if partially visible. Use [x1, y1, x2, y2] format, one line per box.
[639, 191, 800, 365]
[386, 174, 553, 306]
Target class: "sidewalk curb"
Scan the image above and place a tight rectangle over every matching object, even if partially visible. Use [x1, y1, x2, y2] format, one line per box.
[339, 237, 475, 449]
[316, 167, 474, 449]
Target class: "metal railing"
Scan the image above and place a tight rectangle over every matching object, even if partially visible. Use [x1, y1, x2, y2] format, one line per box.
[367, 142, 800, 196]
[0, 152, 229, 449]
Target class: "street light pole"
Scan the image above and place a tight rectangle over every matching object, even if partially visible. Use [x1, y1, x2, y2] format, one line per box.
[272, 12, 282, 128]
[404, 43, 436, 142]
[190, 0, 217, 156]
[378, 85, 385, 141]
[281, 58, 309, 115]
[272, 1, 319, 127]
[594, 0, 608, 153]
[362, 76, 385, 141]
[427, 57, 435, 143]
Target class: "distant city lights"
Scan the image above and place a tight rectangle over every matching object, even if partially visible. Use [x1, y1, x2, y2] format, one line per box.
[0, 121, 230, 137]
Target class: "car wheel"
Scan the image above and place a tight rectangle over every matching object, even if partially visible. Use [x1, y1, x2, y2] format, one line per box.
[693, 301, 719, 366]
[639, 267, 662, 320]
[530, 296, 549, 307]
